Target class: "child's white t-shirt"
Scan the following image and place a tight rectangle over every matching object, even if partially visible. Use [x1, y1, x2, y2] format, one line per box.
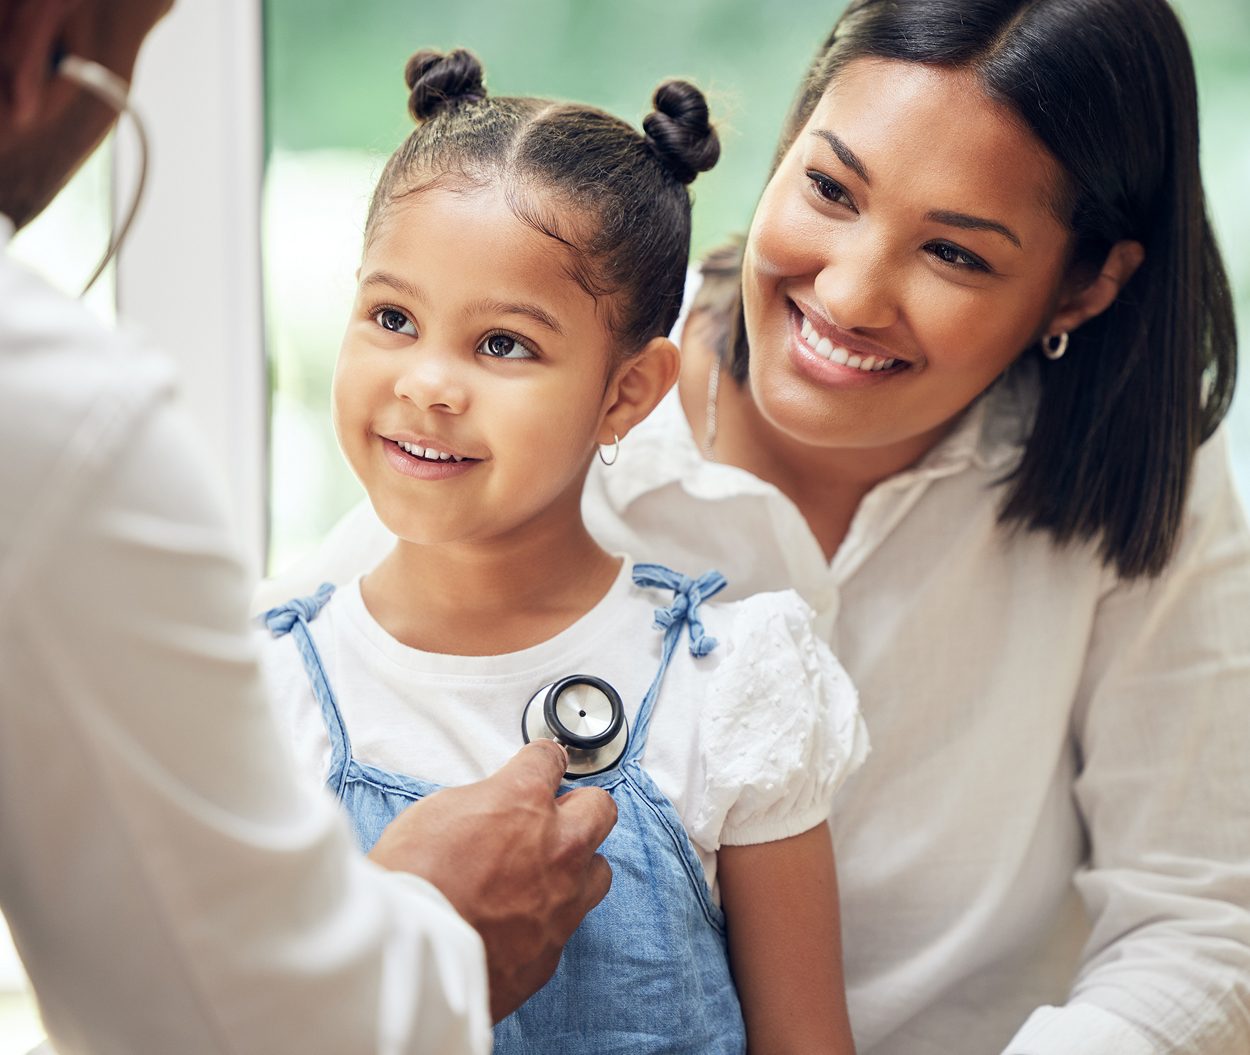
[256, 558, 868, 898]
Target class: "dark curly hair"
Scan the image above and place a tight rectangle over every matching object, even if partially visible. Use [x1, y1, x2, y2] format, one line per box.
[365, 47, 720, 354]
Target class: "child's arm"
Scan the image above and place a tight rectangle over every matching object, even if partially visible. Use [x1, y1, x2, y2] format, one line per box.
[719, 823, 856, 1055]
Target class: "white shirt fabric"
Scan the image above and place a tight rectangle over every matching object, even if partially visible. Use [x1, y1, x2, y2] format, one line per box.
[0, 216, 491, 1055]
[254, 561, 868, 899]
[262, 362, 1250, 1055]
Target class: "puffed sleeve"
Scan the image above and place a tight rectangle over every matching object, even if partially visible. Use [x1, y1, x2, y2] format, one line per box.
[689, 590, 869, 849]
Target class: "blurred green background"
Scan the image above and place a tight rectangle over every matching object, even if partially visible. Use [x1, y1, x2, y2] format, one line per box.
[261, 0, 1250, 574]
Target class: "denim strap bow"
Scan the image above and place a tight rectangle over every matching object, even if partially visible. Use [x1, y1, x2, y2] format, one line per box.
[631, 564, 727, 658]
[264, 582, 336, 635]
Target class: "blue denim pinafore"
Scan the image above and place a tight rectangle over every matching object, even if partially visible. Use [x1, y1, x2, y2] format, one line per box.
[264, 564, 747, 1054]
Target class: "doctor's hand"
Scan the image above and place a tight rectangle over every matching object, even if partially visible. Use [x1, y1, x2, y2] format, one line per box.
[367, 740, 616, 1021]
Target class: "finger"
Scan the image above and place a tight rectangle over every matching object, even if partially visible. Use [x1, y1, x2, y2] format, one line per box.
[551, 853, 613, 946]
[556, 786, 618, 851]
[494, 739, 568, 795]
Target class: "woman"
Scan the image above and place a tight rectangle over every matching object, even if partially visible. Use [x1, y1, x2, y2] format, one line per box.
[261, 0, 1250, 1051]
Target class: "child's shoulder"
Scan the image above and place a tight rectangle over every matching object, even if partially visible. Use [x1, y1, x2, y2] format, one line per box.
[676, 584, 868, 851]
[701, 586, 816, 638]
[627, 562, 820, 666]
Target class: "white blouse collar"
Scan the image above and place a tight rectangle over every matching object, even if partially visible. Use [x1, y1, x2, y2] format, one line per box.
[607, 361, 1038, 513]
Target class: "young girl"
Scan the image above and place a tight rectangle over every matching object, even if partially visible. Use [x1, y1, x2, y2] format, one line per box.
[257, 48, 867, 1055]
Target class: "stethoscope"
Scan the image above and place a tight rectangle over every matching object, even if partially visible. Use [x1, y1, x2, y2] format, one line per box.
[54, 52, 149, 296]
[521, 676, 629, 777]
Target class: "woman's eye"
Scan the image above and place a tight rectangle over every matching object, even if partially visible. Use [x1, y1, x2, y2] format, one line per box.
[478, 333, 536, 360]
[926, 242, 991, 273]
[374, 307, 417, 336]
[806, 171, 855, 210]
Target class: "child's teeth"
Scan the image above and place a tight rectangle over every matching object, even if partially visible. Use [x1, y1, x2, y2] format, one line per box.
[397, 440, 464, 462]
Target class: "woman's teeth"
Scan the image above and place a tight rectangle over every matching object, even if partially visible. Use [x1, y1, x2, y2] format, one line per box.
[800, 315, 897, 372]
[396, 440, 465, 462]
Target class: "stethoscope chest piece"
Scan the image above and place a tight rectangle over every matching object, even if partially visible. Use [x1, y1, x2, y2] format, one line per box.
[522, 675, 628, 777]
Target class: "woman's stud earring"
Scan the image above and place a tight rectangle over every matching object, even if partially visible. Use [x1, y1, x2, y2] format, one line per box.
[1041, 332, 1069, 361]
[598, 433, 620, 466]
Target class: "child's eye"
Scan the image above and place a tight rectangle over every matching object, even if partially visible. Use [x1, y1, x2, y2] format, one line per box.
[478, 332, 536, 360]
[924, 241, 992, 273]
[373, 307, 417, 336]
[806, 171, 856, 211]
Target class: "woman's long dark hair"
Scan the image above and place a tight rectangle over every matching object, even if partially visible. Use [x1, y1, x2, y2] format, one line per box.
[712, 0, 1236, 579]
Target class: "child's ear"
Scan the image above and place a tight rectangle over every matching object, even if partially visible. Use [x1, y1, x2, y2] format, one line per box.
[598, 336, 680, 446]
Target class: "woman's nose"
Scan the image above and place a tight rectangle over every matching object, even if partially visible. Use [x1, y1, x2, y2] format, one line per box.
[393, 349, 469, 413]
[812, 232, 900, 332]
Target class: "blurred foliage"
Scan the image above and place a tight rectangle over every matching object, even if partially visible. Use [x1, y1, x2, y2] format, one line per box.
[265, 0, 1250, 259]
[264, 0, 840, 258]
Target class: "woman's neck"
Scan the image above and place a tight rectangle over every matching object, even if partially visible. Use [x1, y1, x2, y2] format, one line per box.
[360, 512, 621, 657]
[679, 333, 953, 561]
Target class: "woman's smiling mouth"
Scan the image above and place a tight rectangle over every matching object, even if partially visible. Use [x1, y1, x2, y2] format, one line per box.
[790, 301, 910, 375]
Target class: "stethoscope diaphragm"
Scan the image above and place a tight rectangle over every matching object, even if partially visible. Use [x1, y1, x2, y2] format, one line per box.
[522, 675, 628, 777]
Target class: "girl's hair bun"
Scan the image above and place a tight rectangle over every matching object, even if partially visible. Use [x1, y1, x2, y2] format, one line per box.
[405, 48, 487, 123]
[642, 80, 720, 185]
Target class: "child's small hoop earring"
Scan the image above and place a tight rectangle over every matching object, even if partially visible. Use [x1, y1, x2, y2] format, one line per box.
[1041, 332, 1069, 360]
[598, 433, 620, 466]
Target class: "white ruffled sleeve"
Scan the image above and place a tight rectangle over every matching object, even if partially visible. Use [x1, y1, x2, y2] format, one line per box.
[690, 590, 869, 849]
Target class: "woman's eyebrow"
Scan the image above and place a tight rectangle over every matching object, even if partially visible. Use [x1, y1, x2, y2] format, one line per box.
[926, 210, 1023, 249]
[807, 130, 1025, 250]
[809, 129, 870, 185]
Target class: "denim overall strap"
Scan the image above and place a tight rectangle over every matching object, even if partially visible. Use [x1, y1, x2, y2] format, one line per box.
[626, 564, 727, 763]
[262, 583, 352, 797]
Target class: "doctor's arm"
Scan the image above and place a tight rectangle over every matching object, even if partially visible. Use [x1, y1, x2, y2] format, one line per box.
[0, 393, 610, 1052]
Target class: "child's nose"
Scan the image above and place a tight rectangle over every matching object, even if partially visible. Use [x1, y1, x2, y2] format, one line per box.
[393, 349, 470, 413]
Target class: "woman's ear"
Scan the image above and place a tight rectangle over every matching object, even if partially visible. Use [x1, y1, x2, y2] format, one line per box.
[1045, 239, 1146, 337]
[598, 336, 680, 446]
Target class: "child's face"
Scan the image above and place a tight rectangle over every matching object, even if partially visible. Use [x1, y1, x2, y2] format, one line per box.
[333, 183, 619, 548]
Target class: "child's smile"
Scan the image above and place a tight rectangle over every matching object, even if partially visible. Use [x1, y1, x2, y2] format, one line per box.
[381, 435, 479, 479]
[333, 182, 620, 550]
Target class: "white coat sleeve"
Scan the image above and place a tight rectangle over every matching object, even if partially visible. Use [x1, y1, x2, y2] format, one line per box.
[1004, 430, 1250, 1054]
[0, 388, 492, 1054]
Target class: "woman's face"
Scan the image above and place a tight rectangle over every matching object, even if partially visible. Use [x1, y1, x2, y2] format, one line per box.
[742, 58, 1074, 461]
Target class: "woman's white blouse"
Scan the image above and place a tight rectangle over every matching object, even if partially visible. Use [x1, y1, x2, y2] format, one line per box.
[262, 363, 1250, 1055]
[585, 374, 1250, 1055]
